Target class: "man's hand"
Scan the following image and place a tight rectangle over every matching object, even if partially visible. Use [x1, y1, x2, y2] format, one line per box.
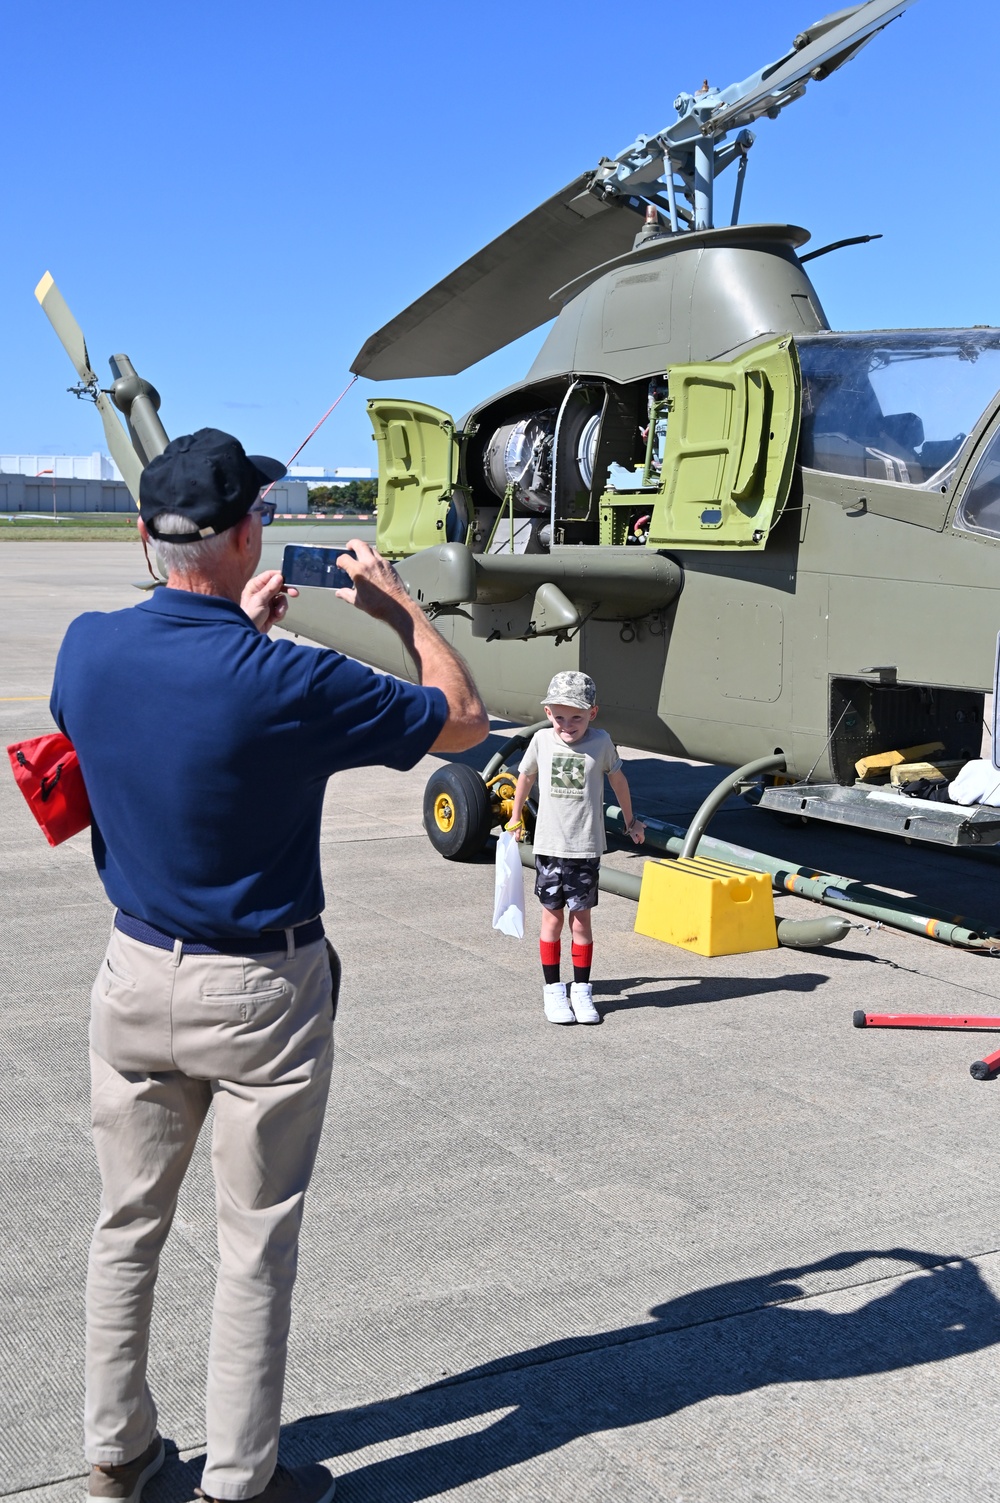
[241, 571, 298, 633]
[336, 537, 488, 753]
[334, 539, 413, 623]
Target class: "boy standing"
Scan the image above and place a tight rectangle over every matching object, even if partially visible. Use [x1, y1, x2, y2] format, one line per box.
[506, 672, 645, 1024]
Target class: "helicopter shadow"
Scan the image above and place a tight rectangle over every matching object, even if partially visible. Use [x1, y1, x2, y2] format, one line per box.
[219, 1246, 1000, 1501]
[620, 756, 1000, 920]
[430, 730, 1000, 926]
[594, 971, 828, 1014]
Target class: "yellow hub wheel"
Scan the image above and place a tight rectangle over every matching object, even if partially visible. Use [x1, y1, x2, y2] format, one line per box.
[424, 762, 493, 860]
[433, 793, 456, 833]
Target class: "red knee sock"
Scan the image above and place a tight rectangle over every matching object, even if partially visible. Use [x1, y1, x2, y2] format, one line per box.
[571, 943, 593, 983]
[540, 939, 561, 984]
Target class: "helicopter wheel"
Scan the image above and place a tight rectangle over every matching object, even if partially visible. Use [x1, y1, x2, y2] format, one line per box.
[423, 763, 494, 861]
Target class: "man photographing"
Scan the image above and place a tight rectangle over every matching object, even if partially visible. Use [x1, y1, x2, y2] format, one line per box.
[51, 428, 487, 1503]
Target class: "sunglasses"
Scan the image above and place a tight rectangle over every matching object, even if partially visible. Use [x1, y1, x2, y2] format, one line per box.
[250, 497, 276, 526]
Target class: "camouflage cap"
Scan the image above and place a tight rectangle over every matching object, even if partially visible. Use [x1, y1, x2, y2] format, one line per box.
[541, 671, 597, 711]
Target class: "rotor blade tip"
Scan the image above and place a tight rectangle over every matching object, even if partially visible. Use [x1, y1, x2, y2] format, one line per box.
[34, 271, 54, 304]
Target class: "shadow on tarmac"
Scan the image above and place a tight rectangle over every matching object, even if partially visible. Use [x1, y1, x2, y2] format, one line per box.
[152, 1249, 1000, 1500]
[594, 973, 829, 1013]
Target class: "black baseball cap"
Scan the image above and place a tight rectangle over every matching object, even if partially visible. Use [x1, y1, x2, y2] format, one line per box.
[139, 428, 286, 541]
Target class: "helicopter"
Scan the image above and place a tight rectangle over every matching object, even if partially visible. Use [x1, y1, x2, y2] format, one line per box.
[35, 0, 1000, 864]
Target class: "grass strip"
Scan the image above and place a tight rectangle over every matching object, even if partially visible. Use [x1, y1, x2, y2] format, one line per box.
[0, 515, 370, 541]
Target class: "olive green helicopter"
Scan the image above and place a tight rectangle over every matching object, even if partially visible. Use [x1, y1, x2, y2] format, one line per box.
[36, 0, 1000, 870]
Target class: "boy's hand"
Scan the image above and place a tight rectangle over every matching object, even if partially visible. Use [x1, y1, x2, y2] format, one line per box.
[505, 818, 526, 843]
[626, 817, 646, 845]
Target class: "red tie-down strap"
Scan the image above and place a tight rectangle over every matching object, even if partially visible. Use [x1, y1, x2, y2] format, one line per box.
[7, 732, 92, 847]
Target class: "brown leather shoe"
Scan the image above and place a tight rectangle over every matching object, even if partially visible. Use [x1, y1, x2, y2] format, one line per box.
[197, 1463, 335, 1503]
[88, 1435, 165, 1503]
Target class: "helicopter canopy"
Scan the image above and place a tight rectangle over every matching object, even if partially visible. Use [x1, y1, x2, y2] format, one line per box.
[797, 330, 1000, 490]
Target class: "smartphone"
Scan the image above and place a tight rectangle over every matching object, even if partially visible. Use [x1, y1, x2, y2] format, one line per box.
[281, 544, 357, 591]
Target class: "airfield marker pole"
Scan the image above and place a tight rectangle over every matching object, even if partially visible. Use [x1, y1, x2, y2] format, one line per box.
[36, 468, 54, 519]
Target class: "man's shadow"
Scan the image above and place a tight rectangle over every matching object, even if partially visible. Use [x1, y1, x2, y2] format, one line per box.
[231, 1247, 999, 1499]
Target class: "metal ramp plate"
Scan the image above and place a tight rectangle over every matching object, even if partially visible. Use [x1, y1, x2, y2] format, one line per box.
[757, 783, 1000, 847]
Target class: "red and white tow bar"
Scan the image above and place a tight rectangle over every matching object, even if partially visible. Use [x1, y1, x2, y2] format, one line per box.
[853, 1010, 1000, 1079]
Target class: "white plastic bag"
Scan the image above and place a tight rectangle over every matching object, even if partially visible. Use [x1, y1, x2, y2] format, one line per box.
[492, 830, 525, 939]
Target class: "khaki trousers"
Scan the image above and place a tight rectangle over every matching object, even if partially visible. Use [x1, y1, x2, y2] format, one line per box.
[85, 924, 337, 1499]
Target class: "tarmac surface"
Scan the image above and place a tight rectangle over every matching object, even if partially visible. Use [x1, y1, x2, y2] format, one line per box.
[4, 541, 1000, 1502]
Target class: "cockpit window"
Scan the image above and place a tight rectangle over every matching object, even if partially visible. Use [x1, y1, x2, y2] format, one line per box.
[955, 426, 1000, 537]
[797, 331, 1000, 488]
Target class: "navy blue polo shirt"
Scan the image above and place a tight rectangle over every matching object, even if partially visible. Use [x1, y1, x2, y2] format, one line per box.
[50, 589, 447, 940]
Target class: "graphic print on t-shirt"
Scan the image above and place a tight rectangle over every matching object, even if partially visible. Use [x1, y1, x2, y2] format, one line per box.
[550, 751, 586, 798]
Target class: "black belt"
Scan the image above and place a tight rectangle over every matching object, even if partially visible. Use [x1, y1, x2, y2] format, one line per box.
[114, 910, 325, 956]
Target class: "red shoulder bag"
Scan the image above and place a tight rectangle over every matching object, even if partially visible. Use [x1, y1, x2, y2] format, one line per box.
[7, 732, 92, 847]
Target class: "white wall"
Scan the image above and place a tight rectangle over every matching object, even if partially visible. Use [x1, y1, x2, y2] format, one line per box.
[0, 452, 122, 481]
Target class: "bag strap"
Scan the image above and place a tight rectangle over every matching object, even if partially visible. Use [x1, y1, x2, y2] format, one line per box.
[39, 763, 64, 802]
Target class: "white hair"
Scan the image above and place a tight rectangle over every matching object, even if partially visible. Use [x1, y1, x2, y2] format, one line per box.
[149, 512, 235, 577]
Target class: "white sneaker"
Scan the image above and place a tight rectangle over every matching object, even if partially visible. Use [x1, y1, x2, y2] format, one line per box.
[543, 982, 575, 1024]
[570, 981, 600, 1024]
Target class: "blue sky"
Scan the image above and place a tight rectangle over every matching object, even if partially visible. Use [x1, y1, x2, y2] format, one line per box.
[2, 0, 994, 470]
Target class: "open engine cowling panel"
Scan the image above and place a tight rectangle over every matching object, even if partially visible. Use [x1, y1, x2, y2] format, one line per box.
[367, 335, 801, 561]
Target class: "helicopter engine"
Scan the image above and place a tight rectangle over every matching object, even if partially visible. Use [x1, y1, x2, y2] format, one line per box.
[576, 413, 601, 489]
[482, 412, 556, 514]
[482, 404, 604, 519]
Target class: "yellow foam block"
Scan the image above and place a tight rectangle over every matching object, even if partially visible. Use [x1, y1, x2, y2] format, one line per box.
[634, 855, 777, 957]
[889, 759, 964, 787]
[855, 742, 944, 781]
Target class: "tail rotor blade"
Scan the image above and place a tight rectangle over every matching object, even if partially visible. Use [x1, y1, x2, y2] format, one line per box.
[95, 392, 144, 501]
[34, 271, 145, 502]
[34, 272, 96, 385]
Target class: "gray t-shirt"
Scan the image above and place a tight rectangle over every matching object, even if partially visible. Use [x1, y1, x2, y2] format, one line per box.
[521, 726, 622, 859]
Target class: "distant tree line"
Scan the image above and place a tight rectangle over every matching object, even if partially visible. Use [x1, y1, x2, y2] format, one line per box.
[308, 480, 378, 511]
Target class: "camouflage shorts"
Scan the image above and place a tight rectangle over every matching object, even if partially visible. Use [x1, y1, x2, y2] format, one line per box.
[534, 856, 600, 912]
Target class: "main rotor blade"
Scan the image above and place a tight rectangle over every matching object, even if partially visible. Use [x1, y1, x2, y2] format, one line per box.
[95, 392, 144, 501]
[34, 271, 97, 385]
[700, 0, 915, 139]
[352, 174, 640, 380]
